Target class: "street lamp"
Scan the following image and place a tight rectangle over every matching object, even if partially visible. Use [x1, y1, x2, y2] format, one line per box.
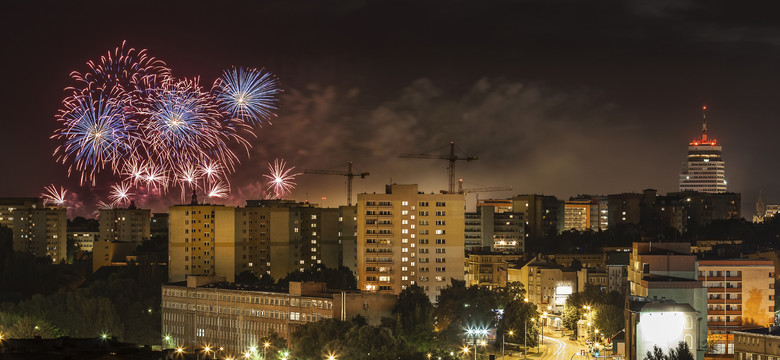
[264, 342, 270, 359]
[503, 330, 514, 360]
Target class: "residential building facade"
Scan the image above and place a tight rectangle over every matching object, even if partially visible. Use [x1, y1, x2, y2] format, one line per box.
[357, 184, 465, 301]
[12, 206, 67, 262]
[698, 259, 776, 355]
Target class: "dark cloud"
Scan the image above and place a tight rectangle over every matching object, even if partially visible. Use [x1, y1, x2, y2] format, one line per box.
[1, 0, 779, 216]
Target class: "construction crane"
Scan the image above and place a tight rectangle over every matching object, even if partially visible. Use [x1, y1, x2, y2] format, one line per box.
[303, 162, 369, 206]
[457, 179, 512, 194]
[399, 141, 478, 194]
[457, 178, 513, 203]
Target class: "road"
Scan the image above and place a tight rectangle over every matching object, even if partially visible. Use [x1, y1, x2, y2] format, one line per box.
[539, 330, 588, 360]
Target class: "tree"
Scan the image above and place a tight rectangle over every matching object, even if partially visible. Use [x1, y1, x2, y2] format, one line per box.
[498, 299, 539, 347]
[393, 285, 434, 350]
[644, 346, 667, 360]
[592, 304, 624, 339]
[290, 319, 351, 360]
[669, 342, 695, 360]
[235, 270, 260, 284]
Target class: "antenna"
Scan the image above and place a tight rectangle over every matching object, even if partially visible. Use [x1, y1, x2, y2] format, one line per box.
[701, 105, 708, 142]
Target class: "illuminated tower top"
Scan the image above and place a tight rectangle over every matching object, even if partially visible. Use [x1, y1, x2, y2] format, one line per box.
[679, 106, 727, 193]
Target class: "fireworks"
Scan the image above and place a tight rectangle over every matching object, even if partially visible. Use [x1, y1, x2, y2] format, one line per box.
[52, 42, 283, 207]
[215, 67, 281, 126]
[263, 159, 301, 199]
[109, 183, 134, 207]
[42, 185, 68, 206]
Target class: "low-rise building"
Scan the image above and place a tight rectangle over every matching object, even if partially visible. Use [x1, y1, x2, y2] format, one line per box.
[626, 297, 701, 360]
[733, 327, 780, 360]
[465, 253, 523, 289]
[509, 256, 577, 313]
[161, 277, 396, 354]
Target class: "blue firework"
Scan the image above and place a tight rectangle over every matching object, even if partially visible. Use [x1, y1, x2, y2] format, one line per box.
[53, 93, 134, 185]
[214, 67, 281, 126]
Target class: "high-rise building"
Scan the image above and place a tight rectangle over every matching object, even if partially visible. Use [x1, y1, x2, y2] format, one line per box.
[564, 200, 591, 231]
[679, 107, 727, 193]
[98, 205, 151, 244]
[339, 205, 358, 275]
[698, 259, 775, 355]
[511, 194, 564, 244]
[0, 197, 42, 230]
[93, 205, 152, 271]
[357, 184, 465, 301]
[464, 206, 524, 253]
[12, 206, 67, 263]
[168, 198, 347, 283]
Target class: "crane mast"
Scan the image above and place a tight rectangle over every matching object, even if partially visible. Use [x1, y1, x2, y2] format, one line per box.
[399, 141, 478, 193]
[303, 162, 369, 206]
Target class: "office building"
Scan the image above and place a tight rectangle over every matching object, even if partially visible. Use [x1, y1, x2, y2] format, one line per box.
[161, 277, 396, 353]
[0, 197, 42, 230]
[679, 107, 727, 193]
[464, 205, 524, 253]
[12, 206, 67, 263]
[698, 259, 775, 355]
[357, 184, 465, 301]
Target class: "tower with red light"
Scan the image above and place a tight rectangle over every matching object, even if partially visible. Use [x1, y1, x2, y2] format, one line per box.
[679, 106, 727, 193]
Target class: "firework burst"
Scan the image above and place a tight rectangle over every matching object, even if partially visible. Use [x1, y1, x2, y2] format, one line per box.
[52, 42, 282, 208]
[42, 185, 68, 206]
[109, 183, 135, 207]
[263, 159, 301, 199]
[214, 67, 281, 126]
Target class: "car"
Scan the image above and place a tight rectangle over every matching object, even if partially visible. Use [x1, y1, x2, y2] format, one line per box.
[585, 339, 593, 345]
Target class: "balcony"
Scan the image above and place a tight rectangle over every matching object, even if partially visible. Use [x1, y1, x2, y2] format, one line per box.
[707, 298, 741, 304]
[707, 310, 742, 316]
[707, 321, 741, 327]
[706, 287, 742, 293]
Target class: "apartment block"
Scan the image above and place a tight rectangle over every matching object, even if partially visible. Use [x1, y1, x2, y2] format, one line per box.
[12, 206, 67, 263]
[464, 205, 524, 253]
[0, 197, 42, 230]
[99, 206, 151, 244]
[698, 259, 775, 355]
[357, 184, 465, 301]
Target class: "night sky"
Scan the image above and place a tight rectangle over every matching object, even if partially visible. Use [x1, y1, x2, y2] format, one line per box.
[1, 0, 778, 216]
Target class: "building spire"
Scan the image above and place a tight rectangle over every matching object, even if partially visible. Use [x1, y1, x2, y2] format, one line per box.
[701, 105, 708, 142]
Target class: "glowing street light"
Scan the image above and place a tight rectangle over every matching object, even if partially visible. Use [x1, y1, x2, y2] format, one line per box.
[503, 330, 514, 360]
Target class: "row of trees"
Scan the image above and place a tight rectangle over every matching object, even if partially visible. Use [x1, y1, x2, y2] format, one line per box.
[287, 281, 542, 360]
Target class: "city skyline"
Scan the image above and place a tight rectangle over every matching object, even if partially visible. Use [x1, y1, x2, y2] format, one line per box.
[2, 0, 779, 216]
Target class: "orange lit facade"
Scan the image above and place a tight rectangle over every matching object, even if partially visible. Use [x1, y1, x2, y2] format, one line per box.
[698, 259, 775, 355]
